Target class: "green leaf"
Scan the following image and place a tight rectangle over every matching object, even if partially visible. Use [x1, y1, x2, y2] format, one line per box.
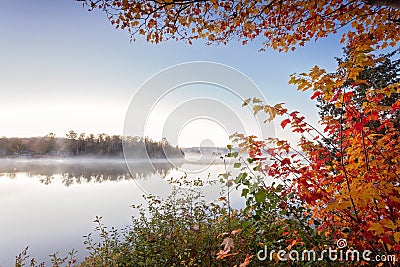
[255, 189, 267, 203]
[241, 188, 249, 197]
[253, 164, 261, 171]
[234, 162, 241, 168]
[235, 172, 248, 184]
[221, 173, 229, 179]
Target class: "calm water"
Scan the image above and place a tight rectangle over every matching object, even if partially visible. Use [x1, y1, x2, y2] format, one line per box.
[0, 156, 244, 266]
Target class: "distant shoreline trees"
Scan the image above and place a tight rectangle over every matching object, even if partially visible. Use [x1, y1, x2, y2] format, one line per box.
[0, 131, 183, 158]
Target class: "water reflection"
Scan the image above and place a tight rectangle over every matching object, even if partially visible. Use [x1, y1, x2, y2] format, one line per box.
[0, 158, 180, 186]
[0, 155, 248, 267]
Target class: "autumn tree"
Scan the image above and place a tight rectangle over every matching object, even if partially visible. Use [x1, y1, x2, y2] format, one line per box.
[227, 40, 397, 257]
[317, 49, 400, 159]
[77, 0, 400, 265]
[77, 0, 399, 51]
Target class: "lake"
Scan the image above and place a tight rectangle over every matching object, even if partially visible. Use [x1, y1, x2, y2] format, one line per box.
[0, 155, 245, 266]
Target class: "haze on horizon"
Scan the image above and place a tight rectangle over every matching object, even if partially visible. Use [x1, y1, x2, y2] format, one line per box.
[0, 1, 343, 148]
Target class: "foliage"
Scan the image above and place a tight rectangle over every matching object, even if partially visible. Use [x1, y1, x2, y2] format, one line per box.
[16, 0, 399, 266]
[15, 246, 77, 267]
[79, 186, 289, 266]
[15, 188, 259, 266]
[318, 49, 400, 131]
[80, 188, 231, 266]
[20, 179, 376, 266]
[224, 150, 340, 266]
[79, 0, 397, 263]
[317, 49, 400, 162]
[77, 0, 399, 51]
[231, 45, 400, 265]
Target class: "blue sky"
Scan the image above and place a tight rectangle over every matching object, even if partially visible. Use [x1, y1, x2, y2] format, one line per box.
[0, 0, 345, 147]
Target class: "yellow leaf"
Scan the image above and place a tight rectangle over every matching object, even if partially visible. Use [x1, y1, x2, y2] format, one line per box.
[253, 105, 263, 115]
[242, 98, 251, 106]
[394, 232, 400, 243]
[369, 222, 384, 235]
[381, 219, 396, 230]
[252, 97, 262, 103]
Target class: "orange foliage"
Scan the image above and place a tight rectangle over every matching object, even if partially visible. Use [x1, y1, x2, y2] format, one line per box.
[78, 0, 400, 263]
[235, 54, 400, 257]
[78, 0, 399, 52]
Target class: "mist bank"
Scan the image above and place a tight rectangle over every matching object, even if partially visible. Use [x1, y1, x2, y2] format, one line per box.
[0, 157, 181, 186]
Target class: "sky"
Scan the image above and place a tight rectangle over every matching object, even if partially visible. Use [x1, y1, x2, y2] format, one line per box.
[0, 0, 346, 147]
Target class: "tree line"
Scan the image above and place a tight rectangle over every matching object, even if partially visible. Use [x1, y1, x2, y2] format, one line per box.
[0, 131, 183, 158]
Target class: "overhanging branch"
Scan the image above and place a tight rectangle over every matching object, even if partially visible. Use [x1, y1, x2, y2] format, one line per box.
[364, 0, 400, 9]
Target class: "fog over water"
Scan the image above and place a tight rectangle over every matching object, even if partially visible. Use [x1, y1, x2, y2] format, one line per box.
[0, 157, 175, 185]
[0, 153, 245, 266]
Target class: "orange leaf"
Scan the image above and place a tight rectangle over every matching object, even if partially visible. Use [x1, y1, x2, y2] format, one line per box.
[216, 251, 238, 259]
[351, 80, 369, 87]
[216, 249, 229, 259]
[231, 228, 242, 236]
[239, 254, 254, 267]
[282, 231, 290, 236]
[343, 91, 354, 103]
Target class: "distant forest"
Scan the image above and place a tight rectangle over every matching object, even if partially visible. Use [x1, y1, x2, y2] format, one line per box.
[0, 131, 183, 158]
